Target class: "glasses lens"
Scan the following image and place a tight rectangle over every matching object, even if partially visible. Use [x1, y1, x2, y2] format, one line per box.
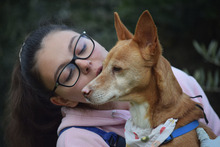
[58, 64, 79, 86]
[74, 34, 94, 58]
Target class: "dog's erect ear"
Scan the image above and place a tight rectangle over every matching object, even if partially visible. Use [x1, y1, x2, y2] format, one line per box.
[114, 12, 133, 40]
[133, 10, 160, 60]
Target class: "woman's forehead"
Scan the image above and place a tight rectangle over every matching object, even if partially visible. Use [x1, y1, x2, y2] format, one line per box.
[42, 30, 79, 45]
[39, 30, 79, 59]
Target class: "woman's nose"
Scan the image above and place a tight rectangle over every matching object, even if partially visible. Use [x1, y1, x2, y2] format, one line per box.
[75, 59, 92, 74]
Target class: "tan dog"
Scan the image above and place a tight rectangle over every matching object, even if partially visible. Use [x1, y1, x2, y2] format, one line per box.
[82, 10, 216, 146]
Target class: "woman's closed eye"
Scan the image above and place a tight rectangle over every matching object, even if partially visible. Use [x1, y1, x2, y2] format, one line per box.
[78, 44, 87, 55]
[75, 35, 92, 57]
[65, 68, 73, 83]
[59, 64, 78, 85]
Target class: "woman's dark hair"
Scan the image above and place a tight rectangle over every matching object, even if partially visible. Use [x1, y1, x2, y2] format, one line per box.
[4, 24, 73, 147]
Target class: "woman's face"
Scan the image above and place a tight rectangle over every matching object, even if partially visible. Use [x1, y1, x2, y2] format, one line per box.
[36, 30, 108, 104]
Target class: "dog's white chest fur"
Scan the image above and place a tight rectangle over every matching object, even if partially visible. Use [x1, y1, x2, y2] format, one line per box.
[130, 102, 151, 128]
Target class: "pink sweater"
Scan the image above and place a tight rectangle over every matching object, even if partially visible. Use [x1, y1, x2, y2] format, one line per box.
[56, 67, 220, 147]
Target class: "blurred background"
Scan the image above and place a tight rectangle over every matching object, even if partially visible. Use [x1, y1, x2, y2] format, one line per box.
[0, 0, 219, 146]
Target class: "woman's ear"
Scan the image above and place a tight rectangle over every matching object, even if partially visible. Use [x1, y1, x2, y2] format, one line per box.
[50, 96, 78, 108]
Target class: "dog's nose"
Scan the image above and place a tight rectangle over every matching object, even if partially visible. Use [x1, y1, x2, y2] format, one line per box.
[82, 87, 92, 99]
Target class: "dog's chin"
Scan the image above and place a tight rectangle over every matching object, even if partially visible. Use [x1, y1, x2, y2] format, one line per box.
[86, 96, 117, 105]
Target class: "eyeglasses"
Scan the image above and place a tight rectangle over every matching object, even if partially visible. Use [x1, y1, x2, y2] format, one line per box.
[52, 31, 95, 93]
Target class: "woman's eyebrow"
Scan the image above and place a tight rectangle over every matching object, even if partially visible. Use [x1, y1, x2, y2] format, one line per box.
[68, 35, 78, 52]
[54, 35, 78, 82]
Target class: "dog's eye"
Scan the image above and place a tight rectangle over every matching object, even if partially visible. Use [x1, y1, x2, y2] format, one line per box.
[113, 66, 122, 72]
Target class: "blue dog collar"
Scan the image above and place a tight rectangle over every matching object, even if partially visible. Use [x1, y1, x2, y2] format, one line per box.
[163, 120, 199, 144]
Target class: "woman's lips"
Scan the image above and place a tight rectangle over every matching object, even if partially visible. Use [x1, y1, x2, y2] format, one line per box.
[96, 66, 103, 76]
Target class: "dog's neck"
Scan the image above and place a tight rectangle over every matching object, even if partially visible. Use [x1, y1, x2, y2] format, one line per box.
[129, 56, 203, 129]
[129, 102, 151, 128]
[128, 72, 159, 129]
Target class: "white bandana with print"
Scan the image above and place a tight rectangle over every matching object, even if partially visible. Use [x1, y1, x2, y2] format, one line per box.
[124, 118, 178, 147]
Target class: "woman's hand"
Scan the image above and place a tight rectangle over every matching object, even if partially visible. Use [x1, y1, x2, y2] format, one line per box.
[196, 128, 220, 147]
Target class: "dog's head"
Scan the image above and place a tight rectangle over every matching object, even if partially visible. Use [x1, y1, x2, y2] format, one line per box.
[82, 10, 163, 104]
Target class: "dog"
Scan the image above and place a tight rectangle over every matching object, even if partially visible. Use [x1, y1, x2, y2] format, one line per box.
[82, 10, 216, 146]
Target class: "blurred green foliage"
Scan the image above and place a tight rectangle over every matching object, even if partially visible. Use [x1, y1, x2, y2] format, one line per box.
[192, 40, 220, 92]
[193, 40, 220, 66]
[1, 0, 220, 146]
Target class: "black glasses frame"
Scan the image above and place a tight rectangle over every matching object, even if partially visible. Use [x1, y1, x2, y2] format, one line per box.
[52, 31, 95, 93]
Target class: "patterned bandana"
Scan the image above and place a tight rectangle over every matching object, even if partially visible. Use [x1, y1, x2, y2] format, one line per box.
[124, 118, 178, 147]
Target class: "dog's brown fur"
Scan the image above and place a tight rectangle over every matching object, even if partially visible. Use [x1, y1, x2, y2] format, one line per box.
[82, 10, 216, 146]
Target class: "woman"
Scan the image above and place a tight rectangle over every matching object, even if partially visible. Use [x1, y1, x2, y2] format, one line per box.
[4, 24, 220, 147]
